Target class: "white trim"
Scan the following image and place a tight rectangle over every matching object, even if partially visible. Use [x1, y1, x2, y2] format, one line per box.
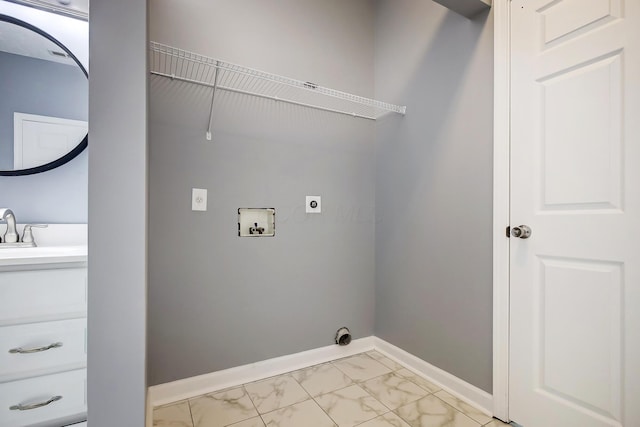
[146, 390, 154, 427]
[492, 0, 511, 422]
[373, 337, 493, 416]
[148, 337, 375, 407]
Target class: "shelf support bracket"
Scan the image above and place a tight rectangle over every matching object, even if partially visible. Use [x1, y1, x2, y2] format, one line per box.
[206, 61, 220, 141]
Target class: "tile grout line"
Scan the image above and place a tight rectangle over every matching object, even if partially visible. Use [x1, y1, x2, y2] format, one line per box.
[306, 355, 402, 427]
[241, 383, 267, 427]
[431, 392, 484, 427]
[349, 411, 393, 427]
[288, 363, 340, 427]
[324, 353, 478, 427]
[187, 398, 196, 427]
[355, 370, 435, 427]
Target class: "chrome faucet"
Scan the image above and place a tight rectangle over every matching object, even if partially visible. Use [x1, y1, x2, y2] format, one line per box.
[0, 208, 19, 243]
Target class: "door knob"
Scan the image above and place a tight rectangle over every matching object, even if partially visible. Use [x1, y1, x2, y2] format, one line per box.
[511, 225, 532, 239]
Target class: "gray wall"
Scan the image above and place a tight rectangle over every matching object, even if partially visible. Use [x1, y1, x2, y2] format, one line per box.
[148, 0, 376, 386]
[0, 51, 87, 170]
[87, 0, 147, 425]
[374, 0, 494, 393]
[0, 150, 87, 223]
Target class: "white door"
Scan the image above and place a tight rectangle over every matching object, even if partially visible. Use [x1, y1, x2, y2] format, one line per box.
[14, 113, 88, 169]
[509, 0, 639, 426]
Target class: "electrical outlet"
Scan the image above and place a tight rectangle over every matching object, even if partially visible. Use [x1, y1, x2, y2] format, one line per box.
[192, 188, 208, 211]
[306, 196, 321, 213]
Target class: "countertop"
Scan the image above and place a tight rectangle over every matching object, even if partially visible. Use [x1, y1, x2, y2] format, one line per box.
[0, 245, 87, 267]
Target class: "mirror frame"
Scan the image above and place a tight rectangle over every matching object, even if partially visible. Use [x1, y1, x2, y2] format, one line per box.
[0, 14, 88, 176]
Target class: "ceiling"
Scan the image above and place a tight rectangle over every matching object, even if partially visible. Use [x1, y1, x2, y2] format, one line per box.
[0, 19, 77, 65]
[5, 0, 88, 20]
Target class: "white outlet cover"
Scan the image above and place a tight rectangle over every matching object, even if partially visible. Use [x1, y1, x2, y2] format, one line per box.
[192, 188, 208, 211]
[306, 196, 321, 213]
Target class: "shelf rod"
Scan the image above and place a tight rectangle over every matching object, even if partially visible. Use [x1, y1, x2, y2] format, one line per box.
[205, 61, 220, 140]
[151, 71, 378, 121]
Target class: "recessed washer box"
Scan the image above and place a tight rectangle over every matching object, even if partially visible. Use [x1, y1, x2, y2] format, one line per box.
[238, 208, 275, 237]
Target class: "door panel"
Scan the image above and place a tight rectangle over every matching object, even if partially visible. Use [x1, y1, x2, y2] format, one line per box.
[539, 52, 622, 210]
[509, 0, 639, 426]
[540, 0, 622, 47]
[536, 257, 622, 420]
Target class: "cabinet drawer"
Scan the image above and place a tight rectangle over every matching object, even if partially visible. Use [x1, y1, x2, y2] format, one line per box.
[0, 269, 87, 324]
[0, 369, 86, 427]
[0, 319, 86, 381]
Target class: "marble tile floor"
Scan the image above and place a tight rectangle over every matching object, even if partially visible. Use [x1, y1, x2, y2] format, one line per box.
[153, 351, 511, 427]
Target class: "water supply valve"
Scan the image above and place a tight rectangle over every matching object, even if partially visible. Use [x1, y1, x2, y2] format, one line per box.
[249, 223, 265, 235]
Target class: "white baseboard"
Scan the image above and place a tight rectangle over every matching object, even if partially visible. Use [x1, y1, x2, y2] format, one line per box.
[147, 335, 493, 420]
[148, 337, 375, 407]
[373, 337, 493, 415]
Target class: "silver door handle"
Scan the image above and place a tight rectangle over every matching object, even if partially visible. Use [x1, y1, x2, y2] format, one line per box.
[9, 342, 63, 354]
[10, 396, 62, 411]
[511, 225, 532, 239]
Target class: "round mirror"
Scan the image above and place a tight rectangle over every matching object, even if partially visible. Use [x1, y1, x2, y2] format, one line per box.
[0, 15, 87, 176]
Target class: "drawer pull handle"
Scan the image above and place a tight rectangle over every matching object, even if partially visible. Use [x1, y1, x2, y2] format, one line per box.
[10, 395, 63, 411]
[9, 342, 63, 354]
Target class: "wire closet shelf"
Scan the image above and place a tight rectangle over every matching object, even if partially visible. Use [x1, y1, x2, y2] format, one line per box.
[149, 42, 407, 122]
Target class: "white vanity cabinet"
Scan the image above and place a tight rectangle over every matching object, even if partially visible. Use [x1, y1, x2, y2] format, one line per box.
[0, 253, 87, 427]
